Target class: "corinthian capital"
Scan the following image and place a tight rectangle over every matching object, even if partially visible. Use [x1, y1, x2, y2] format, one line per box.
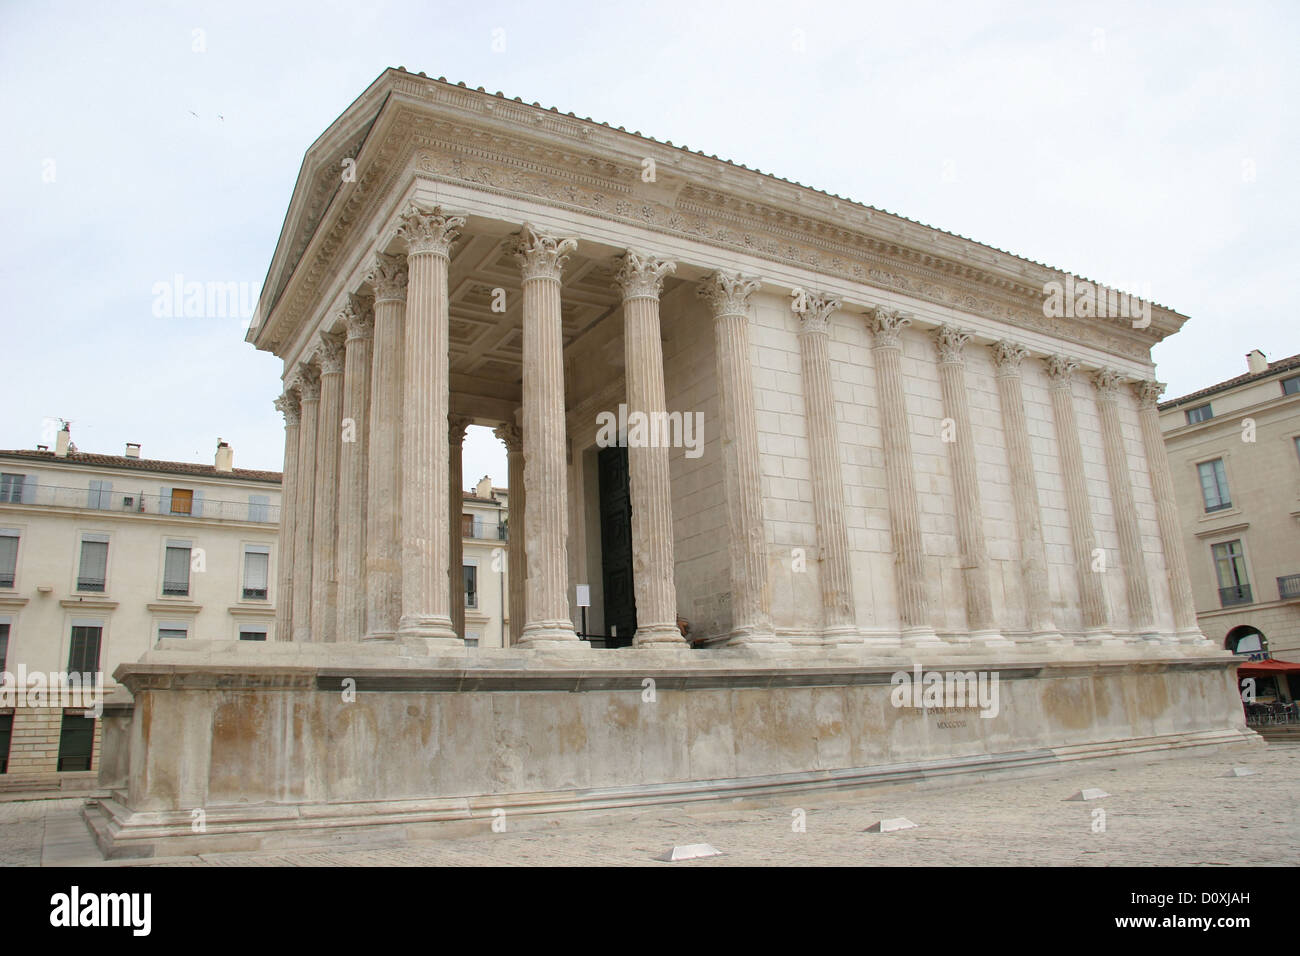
[513, 223, 577, 281]
[613, 249, 676, 300]
[1130, 379, 1166, 409]
[1092, 368, 1124, 400]
[341, 294, 374, 341]
[989, 339, 1029, 375]
[866, 307, 911, 348]
[274, 391, 301, 427]
[449, 415, 472, 444]
[397, 203, 465, 257]
[367, 252, 408, 302]
[290, 362, 320, 401]
[698, 270, 760, 317]
[494, 422, 523, 454]
[931, 324, 972, 364]
[317, 332, 346, 375]
[792, 291, 840, 335]
[1042, 354, 1080, 386]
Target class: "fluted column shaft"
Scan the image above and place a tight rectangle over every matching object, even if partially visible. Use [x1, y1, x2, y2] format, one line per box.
[291, 365, 320, 643]
[616, 251, 684, 646]
[794, 295, 858, 643]
[933, 326, 1007, 646]
[496, 423, 526, 646]
[990, 342, 1059, 641]
[515, 224, 579, 644]
[1044, 356, 1114, 642]
[336, 300, 372, 643]
[868, 309, 937, 645]
[1133, 380, 1206, 643]
[449, 417, 469, 640]
[311, 335, 344, 643]
[273, 391, 300, 642]
[1094, 371, 1157, 641]
[396, 206, 463, 645]
[364, 254, 406, 640]
[699, 272, 775, 645]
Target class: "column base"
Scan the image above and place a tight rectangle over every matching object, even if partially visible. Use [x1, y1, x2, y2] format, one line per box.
[362, 630, 398, 643]
[397, 615, 460, 645]
[633, 623, 689, 647]
[1016, 628, 1070, 645]
[725, 623, 785, 647]
[1077, 628, 1126, 647]
[1178, 628, 1213, 646]
[900, 626, 943, 647]
[821, 624, 866, 646]
[519, 620, 581, 647]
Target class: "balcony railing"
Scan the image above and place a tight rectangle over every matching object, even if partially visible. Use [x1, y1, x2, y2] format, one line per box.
[1219, 584, 1253, 607]
[1279, 575, 1300, 601]
[461, 517, 507, 541]
[0, 483, 279, 523]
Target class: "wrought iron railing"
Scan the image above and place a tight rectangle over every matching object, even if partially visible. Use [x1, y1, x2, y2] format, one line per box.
[1219, 584, 1253, 607]
[1278, 574, 1300, 601]
[0, 483, 279, 523]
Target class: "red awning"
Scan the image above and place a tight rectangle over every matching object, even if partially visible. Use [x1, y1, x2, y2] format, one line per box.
[1236, 658, 1300, 676]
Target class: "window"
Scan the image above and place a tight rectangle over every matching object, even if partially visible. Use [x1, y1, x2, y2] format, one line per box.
[1282, 375, 1300, 396]
[87, 479, 112, 510]
[67, 625, 102, 676]
[1185, 404, 1213, 424]
[0, 530, 17, 588]
[157, 624, 188, 641]
[0, 474, 26, 503]
[163, 542, 191, 596]
[0, 713, 11, 773]
[462, 513, 474, 538]
[56, 715, 94, 772]
[239, 627, 267, 642]
[1197, 459, 1232, 512]
[77, 535, 109, 592]
[242, 545, 269, 600]
[0, 621, 9, 673]
[1294, 436, 1300, 465]
[248, 494, 270, 522]
[464, 564, 477, 609]
[1212, 540, 1252, 607]
[169, 488, 194, 516]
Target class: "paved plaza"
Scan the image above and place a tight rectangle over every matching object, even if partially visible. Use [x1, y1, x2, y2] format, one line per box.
[2, 742, 1295, 867]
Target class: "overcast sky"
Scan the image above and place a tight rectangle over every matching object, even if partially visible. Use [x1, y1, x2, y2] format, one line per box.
[2, 0, 1294, 483]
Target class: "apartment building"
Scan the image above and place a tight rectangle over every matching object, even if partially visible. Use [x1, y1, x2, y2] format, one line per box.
[1159, 349, 1300, 662]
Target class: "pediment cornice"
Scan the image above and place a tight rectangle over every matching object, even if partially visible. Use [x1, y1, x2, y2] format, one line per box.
[254, 72, 1184, 367]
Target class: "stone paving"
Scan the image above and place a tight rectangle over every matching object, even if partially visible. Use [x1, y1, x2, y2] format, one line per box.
[2, 744, 1296, 866]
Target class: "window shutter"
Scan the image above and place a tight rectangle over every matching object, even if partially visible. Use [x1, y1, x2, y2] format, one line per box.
[161, 486, 171, 514]
[163, 544, 191, 594]
[191, 489, 204, 517]
[0, 533, 17, 586]
[20, 475, 36, 504]
[78, 539, 108, 590]
[244, 549, 269, 593]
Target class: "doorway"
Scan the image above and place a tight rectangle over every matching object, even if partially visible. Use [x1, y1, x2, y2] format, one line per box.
[597, 444, 636, 647]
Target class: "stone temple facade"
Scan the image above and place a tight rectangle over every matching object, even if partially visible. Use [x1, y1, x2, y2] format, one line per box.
[86, 69, 1256, 856]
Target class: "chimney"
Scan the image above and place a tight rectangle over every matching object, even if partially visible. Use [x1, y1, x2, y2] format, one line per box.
[1247, 349, 1268, 374]
[475, 475, 493, 499]
[214, 439, 233, 473]
[54, 423, 71, 458]
[125, 442, 141, 459]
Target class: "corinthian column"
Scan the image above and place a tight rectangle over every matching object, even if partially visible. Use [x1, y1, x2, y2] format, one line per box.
[291, 362, 320, 643]
[395, 204, 464, 646]
[932, 325, 1010, 647]
[336, 296, 373, 643]
[1043, 355, 1117, 644]
[364, 252, 407, 641]
[1131, 380, 1207, 644]
[272, 390, 300, 642]
[614, 249, 685, 646]
[449, 415, 470, 640]
[494, 422, 525, 646]
[866, 308, 937, 646]
[989, 341, 1060, 642]
[699, 271, 776, 645]
[793, 293, 860, 644]
[311, 332, 345, 643]
[514, 223, 580, 645]
[1093, 369, 1157, 642]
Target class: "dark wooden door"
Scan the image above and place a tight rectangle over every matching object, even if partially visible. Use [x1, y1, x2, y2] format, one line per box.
[598, 445, 636, 647]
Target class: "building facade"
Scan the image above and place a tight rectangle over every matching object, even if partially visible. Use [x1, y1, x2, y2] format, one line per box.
[461, 475, 510, 647]
[0, 428, 281, 786]
[1159, 350, 1300, 659]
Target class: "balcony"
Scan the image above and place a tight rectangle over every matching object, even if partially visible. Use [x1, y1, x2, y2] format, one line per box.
[1219, 584, 1253, 607]
[461, 517, 507, 541]
[1279, 575, 1300, 601]
[1, 483, 279, 523]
